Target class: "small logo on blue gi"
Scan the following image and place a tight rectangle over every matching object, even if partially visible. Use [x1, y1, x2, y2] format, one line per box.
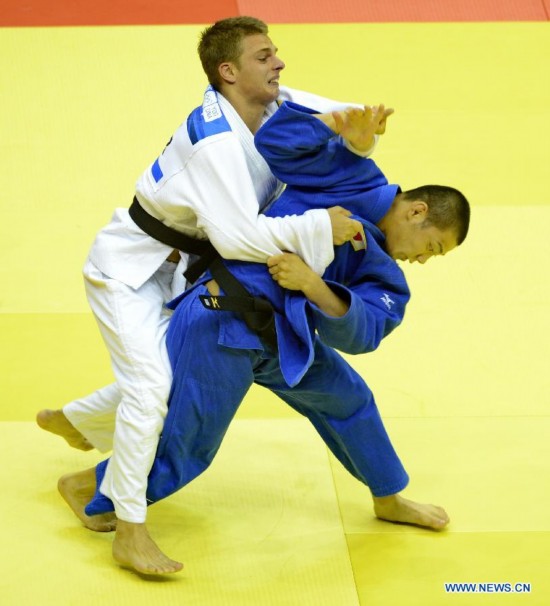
[380, 293, 395, 310]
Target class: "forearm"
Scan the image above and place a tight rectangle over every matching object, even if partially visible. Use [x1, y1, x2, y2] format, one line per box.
[313, 112, 337, 132]
[313, 110, 376, 153]
[268, 252, 349, 317]
[302, 276, 350, 317]
[189, 136, 334, 274]
[203, 210, 333, 275]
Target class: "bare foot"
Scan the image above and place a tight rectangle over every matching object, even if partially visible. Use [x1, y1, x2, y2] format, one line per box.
[373, 493, 450, 530]
[113, 520, 183, 575]
[37, 409, 94, 451]
[58, 468, 117, 532]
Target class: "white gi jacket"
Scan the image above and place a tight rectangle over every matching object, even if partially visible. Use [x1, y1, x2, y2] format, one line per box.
[88, 86, 360, 289]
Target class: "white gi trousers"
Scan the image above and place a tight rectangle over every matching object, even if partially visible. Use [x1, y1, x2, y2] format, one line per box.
[64, 258, 175, 522]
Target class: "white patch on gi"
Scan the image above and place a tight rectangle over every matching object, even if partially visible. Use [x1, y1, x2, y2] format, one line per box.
[380, 293, 395, 310]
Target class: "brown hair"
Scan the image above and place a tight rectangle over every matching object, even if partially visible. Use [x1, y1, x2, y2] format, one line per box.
[198, 16, 269, 89]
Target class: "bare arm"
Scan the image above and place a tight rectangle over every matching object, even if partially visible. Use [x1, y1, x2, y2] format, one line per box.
[267, 252, 349, 317]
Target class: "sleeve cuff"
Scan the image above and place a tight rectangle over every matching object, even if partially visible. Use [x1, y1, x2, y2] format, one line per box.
[342, 134, 379, 157]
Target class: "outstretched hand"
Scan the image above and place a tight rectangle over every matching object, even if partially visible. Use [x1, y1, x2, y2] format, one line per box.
[333, 104, 394, 152]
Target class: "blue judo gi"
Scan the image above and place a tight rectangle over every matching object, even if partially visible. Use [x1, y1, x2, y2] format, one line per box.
[86, 102, 411, 515]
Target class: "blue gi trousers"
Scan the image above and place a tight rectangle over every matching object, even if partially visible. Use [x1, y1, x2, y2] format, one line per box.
[86, 285, 409, 515]
[155, 285, 408, 503]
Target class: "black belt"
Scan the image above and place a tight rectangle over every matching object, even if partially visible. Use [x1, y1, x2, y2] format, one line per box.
[129, 197, 277, 349]
[129, 197, 216, 283]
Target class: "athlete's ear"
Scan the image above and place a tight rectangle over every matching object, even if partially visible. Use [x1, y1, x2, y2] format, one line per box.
[408, 200, 429, 223]
[218, 62, 237, 84]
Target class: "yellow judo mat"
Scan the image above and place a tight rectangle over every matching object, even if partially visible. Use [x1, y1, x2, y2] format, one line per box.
[1, 21, 550, 605]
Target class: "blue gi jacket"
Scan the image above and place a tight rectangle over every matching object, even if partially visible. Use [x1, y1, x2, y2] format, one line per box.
[178, 102, 411, 387]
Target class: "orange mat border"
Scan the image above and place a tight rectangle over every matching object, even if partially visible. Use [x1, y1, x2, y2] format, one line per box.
[0, 0, 239, 27]
[1, 0, 548, 26]
[239, 0, 549, 24]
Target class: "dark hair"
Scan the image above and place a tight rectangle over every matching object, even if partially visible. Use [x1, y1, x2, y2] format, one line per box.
[198, 16, 269, 89]
[402, 185, 471, 245]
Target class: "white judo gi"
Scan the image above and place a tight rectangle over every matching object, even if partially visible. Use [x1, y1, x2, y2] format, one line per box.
[64, 86, 365, 523]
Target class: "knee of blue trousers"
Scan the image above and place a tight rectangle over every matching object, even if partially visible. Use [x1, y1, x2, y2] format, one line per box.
[314, 385, 374, 421]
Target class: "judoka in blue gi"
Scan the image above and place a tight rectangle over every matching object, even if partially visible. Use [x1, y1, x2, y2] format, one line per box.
[88, 102, 470, 540]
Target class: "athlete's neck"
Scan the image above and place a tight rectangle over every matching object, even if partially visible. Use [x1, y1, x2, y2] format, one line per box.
[220, 89, 268, 134]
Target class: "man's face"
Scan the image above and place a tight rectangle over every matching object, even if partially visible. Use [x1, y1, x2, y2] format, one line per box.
[229, 34, 285, 104]
[384, 202, 458, 264]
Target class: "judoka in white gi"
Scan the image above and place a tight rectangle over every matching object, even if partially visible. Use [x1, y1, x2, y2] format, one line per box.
[37, 17, 374, 574]
[84, 101, 470, 571]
